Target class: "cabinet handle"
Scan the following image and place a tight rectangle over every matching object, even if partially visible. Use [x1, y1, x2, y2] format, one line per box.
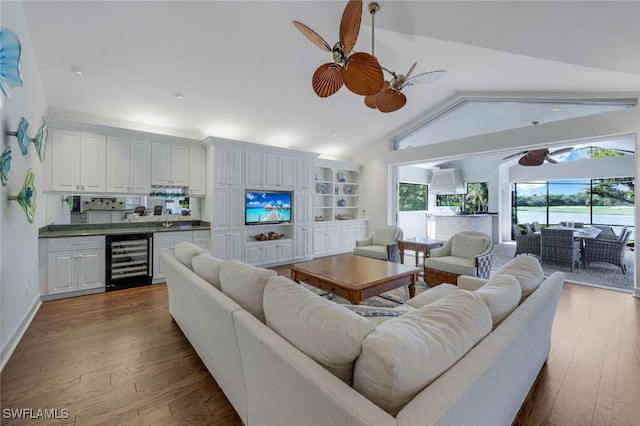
[76, 185, 80, 190]
[81, 185, 85, 191]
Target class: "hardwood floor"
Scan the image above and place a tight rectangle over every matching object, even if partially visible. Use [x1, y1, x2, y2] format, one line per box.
[1, 277, 638, 425]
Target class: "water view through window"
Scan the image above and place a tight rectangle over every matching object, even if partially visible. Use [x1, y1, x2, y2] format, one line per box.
[513, 178, 635, 240]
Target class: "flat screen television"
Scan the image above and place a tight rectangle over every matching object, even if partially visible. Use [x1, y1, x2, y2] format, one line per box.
[245, 190, 293, 225]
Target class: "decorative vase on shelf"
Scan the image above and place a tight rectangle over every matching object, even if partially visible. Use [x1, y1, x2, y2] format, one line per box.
[337, 198, 346, 206]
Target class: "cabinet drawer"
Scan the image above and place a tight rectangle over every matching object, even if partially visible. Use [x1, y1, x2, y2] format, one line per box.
[192, 230, 210, 240]
[48, 236, 105, 251]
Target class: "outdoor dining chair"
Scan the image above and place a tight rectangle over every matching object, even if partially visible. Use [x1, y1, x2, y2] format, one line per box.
[541, 228, 581, 271]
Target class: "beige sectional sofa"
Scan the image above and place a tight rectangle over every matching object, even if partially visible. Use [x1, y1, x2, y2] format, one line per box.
[163, 243, 565, 426]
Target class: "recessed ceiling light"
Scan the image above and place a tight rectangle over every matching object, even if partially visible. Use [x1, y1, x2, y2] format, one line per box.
[174, 92, 184, 99]
[551, 108, 561, 112]
[71, 66, 84, 76]
[333, 132, 339, 137]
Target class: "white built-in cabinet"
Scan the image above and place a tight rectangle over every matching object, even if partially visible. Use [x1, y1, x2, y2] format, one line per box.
[40, 236, 106, 298]
[207, 138, 318, 265]
[245, 150, 294, 190]
[51, 129, 106, 192]
[106, 136, 151, 194]
[313, 220, 368, 256]
[151, 143, 189, 186]
[152, 230, 194, 282]
[188, 147, 206, 196]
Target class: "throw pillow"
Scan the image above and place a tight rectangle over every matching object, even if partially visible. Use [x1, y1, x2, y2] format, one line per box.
[192, 253, 224, 290]
[174, 242, 208, 270]
[353, 290, 492, 416]
[450, 234, 489, 260]
[494, 254, 544, 302]
[475, 275, 521, 327]
[263, 276, 376, 385]
[219, 260, 276, 323]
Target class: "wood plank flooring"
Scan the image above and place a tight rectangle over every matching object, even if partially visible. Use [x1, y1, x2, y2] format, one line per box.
[1, 274, 639, 425]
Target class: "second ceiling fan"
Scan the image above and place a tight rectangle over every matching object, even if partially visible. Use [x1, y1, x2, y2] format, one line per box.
[502, 147, 574, 166]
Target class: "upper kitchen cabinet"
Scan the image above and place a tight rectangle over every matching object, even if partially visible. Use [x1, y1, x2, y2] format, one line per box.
[188, 147, 206, 196]
[51, 129, 106, 192]
[151, 143, 189, 186]
[106, 137, 151, 194]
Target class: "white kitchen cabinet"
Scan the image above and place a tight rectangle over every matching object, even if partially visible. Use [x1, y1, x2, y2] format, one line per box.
[341, 220, 368, 251]
[313, 223, 341, 255]
[51, 129, 106, 192]
[43, 236, 105, 296]
[313, 220, 368, 256]
[244, 239, 293, 266]
[188, 147, 206, 196]
[152, 231, 193, 281]
[106, 137, 151, 194]
[213, 230, 243, 261]
[151, 143, 189, 186]
[214, 146, 244, 188]
[192, 230, 211, 252]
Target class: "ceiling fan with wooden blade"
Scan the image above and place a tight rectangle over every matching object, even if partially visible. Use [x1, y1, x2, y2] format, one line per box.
[293, 0, 384, 98]
[503, 147, 574, 166]
[364, 62, 446, 112]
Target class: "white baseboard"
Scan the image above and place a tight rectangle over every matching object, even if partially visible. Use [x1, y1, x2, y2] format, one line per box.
[1, 294, 42, 372]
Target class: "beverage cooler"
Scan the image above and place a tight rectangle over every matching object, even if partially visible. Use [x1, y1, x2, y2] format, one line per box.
[106, 233, 153, 291]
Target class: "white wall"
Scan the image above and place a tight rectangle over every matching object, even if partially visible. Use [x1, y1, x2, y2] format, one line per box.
[1, 2, 49, 369]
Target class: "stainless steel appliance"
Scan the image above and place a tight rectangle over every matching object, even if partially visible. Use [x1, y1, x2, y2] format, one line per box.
[106, 233, 153, 291]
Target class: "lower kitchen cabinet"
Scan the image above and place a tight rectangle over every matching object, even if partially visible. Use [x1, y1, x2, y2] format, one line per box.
[152, 231, 193, 282]
[40, 236, 106, 299]
[192, 230, 211, 252]
[313, 220, 368, 256]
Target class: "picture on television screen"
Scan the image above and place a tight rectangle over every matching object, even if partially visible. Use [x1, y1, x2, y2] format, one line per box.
[245, 191, 292, 224]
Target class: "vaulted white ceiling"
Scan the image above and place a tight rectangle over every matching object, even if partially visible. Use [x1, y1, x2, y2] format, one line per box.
[18, 1, 640, 160]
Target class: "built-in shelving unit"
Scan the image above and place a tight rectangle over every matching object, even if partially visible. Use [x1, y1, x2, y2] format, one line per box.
[314, 161, 360, 222]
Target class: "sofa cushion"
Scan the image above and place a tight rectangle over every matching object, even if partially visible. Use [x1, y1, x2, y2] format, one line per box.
[174, 242, 208, 269]
[404, 283, 457, 308]
[476, 275, 522, 327]
[353, 290, 492, 416]
[494, 254, 544, 302]
[192, 253, 224, 290]
[450, 234, 489, 259]
[263, 276, 376, 385]
[219, 260, 276, 323]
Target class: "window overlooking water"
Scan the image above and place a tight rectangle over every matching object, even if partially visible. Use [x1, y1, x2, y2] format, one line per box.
[513, 178, 635, 239]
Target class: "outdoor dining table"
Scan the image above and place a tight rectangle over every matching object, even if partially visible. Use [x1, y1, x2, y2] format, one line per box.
[546, 226, 602, 267]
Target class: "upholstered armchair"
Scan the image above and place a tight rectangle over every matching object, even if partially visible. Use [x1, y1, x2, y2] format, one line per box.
[584, 229, 630, 274]
[513, 224, 541, 257]
[423, 231, 494, 286]
[353, 226, 403, 263]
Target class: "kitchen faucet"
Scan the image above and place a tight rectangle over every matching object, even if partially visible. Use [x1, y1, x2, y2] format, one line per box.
[162, 214, 173, 228]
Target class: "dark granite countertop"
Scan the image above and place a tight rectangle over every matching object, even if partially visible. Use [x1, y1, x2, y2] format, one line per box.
[39, 220, 211, 238]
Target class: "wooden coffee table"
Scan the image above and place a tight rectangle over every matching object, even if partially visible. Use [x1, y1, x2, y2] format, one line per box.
[289, 254, 421, 305]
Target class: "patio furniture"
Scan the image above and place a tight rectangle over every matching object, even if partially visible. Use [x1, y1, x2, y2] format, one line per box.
[524, 223, 534, 234]
[532, 222, 541, 232]
[153, 205, 163, 215]
[541, 228, 581, 271]
[353, 226, 403, 263]
[584, 229, 631, 274]
[592, 225, 617, 240]
[423, 231, 493, 286]
[134, 206, 145, 216]
[513, 224, 541, 257]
